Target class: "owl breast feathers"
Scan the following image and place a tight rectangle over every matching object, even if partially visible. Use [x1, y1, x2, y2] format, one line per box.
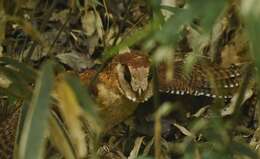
[79, 51, 244, 130]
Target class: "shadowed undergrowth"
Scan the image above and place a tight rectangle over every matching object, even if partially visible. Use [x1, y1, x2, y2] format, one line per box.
[0, 0, 259, 159]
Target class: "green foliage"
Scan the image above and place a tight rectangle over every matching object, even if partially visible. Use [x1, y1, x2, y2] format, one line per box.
[0, 0, 258, 159]
[19, 61, 54, 159]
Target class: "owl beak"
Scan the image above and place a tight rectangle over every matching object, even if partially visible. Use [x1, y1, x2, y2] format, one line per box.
[138, 88, 142, 96]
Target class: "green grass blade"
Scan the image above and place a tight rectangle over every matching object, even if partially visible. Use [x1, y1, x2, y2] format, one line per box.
[49, 111, 77, 159]
[19, 61, 54, 159]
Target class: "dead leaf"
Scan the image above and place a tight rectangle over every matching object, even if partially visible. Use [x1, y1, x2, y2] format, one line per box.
[221, 89, 254, 116]
[128, 136, 145, 159]
[56, 52, 94, 71]
[82, 10, 96, 36]
[0, 72, 12, 88]
[173, 123, 195, 138]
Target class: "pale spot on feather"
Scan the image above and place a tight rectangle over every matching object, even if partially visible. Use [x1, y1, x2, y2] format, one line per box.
[97, 84, 121, 106]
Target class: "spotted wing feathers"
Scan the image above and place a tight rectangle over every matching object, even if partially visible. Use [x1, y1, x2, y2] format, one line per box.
[158, 60, 242, 99]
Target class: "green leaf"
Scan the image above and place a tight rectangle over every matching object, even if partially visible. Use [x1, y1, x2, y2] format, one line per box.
[0, 57, 37, 98]
[241, 0, 260, 78]
[19, 61, 54, 159]
[0, 57, 37, 83]
[154, 10, 190, 45]
[189, 0, 226, 32]
[49, 111, 77, 159]
[230, 142, 258, 159]
[154, 0, 226, 45]
[135, 156, 154, 159]
[0, 66, 32, 98]
[102, 22, 155, 61]
[64, 74, 98, 118]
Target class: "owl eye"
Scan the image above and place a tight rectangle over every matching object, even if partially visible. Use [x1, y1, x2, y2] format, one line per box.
[123, 65, 131, 83]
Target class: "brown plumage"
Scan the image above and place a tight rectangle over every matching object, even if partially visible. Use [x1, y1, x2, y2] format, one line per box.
[79, 52, 245, 130]
[0, 51, 248, 158]
[80, 52, 153, 130]
[158, 59, 243, 99]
